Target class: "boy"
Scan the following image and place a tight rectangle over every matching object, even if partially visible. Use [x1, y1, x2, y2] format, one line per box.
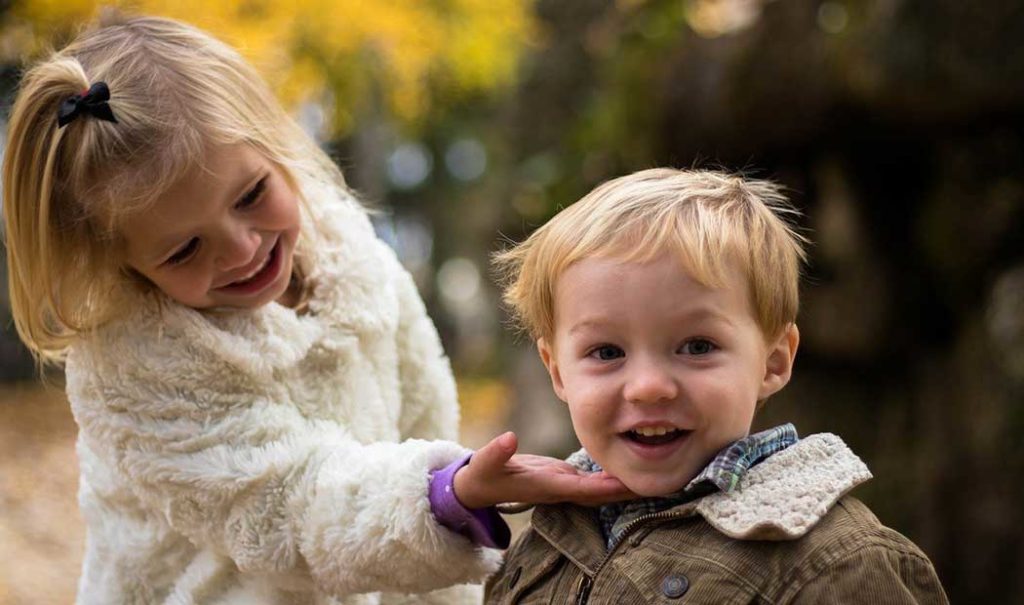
[484, 169, 948, 604]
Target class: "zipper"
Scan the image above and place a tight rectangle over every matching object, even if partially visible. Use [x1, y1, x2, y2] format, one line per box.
[574, 510, 687, 604]
[575, 575, 592, 605]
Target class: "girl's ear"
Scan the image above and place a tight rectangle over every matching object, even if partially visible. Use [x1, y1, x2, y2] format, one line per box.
[758, 323, 800, 400]
[537, 338, 567, 403]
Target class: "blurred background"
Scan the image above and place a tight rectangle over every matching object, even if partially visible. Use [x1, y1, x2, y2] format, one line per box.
[1, 0, 1023, 602]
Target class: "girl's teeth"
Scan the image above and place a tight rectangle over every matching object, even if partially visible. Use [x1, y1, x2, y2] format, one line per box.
[236, 255, 270, 283]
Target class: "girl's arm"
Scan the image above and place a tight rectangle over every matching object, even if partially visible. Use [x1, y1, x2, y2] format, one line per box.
[66, 344, 500, 599]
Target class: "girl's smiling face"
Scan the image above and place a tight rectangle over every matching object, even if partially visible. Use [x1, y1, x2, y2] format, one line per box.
[120, 143, 301, 310]
[538, 253, 798, 497]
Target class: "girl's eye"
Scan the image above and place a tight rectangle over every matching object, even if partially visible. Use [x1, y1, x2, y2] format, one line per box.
[680, 339, 717, 356]
[235, 177, 267, 210]
[589, 345, 625, 361]
[165, 238, 199, 266]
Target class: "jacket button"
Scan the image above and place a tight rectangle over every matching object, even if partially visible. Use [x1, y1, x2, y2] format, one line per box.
[508, 566, 522, 589]
[661, 574, 689, 598]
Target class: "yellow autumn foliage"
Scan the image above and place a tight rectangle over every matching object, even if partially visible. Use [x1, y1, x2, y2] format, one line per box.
[3, 0, 535, 135]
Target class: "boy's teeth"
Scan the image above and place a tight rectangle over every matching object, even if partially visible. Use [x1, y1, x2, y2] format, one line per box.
[626, 427, 685, 446]
[634, 426, 673, 437]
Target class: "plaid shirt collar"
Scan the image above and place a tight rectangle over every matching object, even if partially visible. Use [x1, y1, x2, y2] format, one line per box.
[583, 423, 799, 549]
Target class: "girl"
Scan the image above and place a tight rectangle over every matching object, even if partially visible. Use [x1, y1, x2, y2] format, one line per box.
[2, 14, 627, 604]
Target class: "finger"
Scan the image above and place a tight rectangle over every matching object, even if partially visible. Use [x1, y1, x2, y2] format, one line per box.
[470, 431, 518, 474]
[577, 476, 634, 501]
[518, 473, 635, 505]
[573, 485, 639, 506]
[504, 455, 580, 474]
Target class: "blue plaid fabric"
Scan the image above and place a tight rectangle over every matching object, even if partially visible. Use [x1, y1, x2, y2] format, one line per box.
[582, 423, 799, 549]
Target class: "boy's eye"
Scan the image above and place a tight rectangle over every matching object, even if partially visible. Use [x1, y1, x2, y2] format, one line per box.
[165, 237, 199, 266]
[589, 345, 625, 361]
[235, 177, 267, 210]
[680, 339, 717, 355]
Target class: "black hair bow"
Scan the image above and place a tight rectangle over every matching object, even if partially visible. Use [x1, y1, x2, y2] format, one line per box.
[57, 82, 117, 128]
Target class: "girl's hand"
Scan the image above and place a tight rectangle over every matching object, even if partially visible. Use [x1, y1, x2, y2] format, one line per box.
[452, 432, 635, 509]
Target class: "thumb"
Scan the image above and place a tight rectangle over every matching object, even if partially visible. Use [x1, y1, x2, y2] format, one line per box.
[471, 431, 518, 472]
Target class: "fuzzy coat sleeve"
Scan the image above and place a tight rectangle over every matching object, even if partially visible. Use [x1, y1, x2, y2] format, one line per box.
[66, 293, 499, 599]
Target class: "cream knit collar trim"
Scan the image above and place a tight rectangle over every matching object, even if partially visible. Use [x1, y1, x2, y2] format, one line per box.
[557, 432, 871, 541]
[692, 433, 871, 540]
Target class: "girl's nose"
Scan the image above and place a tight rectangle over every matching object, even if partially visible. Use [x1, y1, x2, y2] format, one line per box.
[624, 358, 679, 404]
[214, 225, 261, 272]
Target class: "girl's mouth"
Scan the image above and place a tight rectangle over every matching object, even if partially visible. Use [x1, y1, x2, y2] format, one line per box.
[216, 239, 282, 295]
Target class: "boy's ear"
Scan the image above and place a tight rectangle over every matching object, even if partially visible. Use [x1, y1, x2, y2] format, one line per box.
[758, 323, 800, 400]
[536, 338, 567, 403]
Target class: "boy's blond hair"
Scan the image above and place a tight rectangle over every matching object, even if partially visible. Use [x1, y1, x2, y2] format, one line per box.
[494, 168, 808, 342]
[3, 14, 348, 364]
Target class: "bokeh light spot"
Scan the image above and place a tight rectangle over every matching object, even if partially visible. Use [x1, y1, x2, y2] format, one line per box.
[445, 138, 487, 182]
[386, 142, 433, 190]
[817, 1, 849, 34]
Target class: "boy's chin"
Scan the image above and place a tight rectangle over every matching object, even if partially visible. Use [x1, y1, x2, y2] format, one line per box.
[619, 473, 690, 498]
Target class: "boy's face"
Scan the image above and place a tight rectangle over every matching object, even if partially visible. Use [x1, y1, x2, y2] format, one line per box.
[538, 253, 798, 497]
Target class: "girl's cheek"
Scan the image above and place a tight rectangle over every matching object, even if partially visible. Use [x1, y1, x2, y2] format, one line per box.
[277, 190, 301, 222]
[262, 198, 286, 224]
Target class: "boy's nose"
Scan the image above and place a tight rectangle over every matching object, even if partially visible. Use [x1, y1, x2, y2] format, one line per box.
[624, 358, 679, 404]
[215, 227, 261, 272]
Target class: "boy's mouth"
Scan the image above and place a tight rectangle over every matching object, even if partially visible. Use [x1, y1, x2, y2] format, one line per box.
[623, 427, 689, 446]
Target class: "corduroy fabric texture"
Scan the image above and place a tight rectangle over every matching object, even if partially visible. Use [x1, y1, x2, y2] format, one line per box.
[485, 435, 948, 605]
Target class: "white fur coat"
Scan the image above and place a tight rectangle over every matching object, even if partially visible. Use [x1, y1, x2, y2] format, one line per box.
[65, 183, 501, 604]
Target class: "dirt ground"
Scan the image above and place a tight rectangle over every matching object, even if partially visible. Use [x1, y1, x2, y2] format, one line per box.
[0, 381, 526, 604]
[0, 384, 83, 605]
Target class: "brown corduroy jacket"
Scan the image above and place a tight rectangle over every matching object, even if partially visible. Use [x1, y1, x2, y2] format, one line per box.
[485, 434, 948, 605]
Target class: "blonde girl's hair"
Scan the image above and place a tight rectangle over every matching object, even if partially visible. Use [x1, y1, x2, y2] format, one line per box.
[493, 168, 809, 342]
[3, 13, 350, 365]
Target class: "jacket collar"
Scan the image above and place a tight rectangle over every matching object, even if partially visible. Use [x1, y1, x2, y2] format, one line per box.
[596, 424, 799, 549]
[531, 433, 872, 573]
